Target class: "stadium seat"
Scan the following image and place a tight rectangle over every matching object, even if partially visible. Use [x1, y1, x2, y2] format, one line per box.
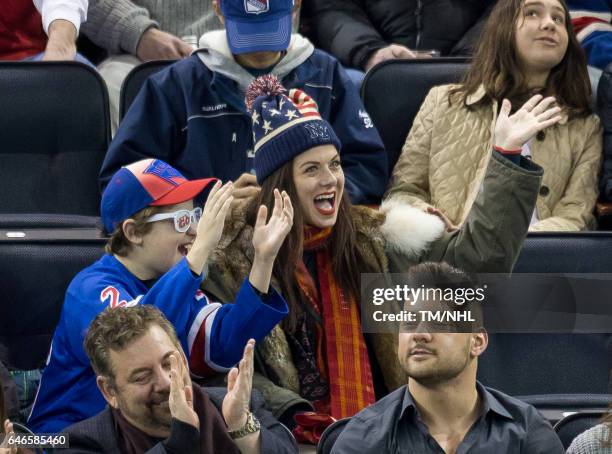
[316, 418, 350, 454]
[479, 334, 611, 422]
[554, 411, 607, 449]
[515, 232, 612, 273]
[0, 230, 106, 370]
[481, 233, 612, 422]
[361, 58, 469, 172]
[119, 60, 175, 121]
[0, 62, 110, 223]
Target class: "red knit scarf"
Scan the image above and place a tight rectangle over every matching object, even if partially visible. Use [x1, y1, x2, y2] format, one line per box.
[295, 226, 375, 419]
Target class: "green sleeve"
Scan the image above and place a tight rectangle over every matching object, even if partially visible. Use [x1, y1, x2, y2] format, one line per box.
[388, 152, 543, 273]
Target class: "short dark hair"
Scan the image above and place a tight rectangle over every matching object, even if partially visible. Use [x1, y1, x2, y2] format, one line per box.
[84, 305, 181, 382]
[405, 262, 485, 331]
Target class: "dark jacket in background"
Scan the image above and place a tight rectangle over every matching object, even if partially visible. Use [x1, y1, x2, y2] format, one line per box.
[100, 43, 389, 205]
[598, 62, 612, 201]
[311, 0, 495, 69]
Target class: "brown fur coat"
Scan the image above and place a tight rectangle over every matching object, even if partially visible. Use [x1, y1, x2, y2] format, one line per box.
[203, 199, 450, 402]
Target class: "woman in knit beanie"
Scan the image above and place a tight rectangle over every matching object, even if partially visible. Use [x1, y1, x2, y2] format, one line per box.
[204, 74, 546, 443]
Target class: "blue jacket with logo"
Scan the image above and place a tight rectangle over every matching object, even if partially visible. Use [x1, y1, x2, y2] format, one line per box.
[100, 34, 388, 204]
[28, 255, 287, 433]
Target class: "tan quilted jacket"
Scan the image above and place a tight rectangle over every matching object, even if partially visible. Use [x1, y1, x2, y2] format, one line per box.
[385, 84, 602, 231]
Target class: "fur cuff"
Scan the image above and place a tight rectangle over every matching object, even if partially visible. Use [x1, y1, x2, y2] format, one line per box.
[380, 200, 445, 257]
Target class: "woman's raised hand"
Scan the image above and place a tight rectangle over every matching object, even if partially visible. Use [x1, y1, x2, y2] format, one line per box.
[494, 95, 562, 151]
[252, 189, 294, 262]
[248, 189, 293, 294]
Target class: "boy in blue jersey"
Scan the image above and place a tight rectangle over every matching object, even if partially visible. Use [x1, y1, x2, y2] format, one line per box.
[28, 158, 293, 433]
[99, 0, 388, 205]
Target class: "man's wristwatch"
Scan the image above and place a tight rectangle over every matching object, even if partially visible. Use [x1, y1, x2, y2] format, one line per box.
[228, 412, 261, 439]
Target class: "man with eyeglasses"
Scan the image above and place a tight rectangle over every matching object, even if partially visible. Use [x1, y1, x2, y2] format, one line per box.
[29, 158, 294, 434]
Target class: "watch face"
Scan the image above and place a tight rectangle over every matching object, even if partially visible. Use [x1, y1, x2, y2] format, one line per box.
[229, 413, 261, 439]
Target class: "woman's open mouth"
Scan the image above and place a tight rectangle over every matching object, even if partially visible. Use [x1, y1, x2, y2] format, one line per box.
[313, 192, 336, 216]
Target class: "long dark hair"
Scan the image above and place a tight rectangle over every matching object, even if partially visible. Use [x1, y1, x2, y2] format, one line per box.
[450, 0, 591, 118]
[247, 161, 375, 332]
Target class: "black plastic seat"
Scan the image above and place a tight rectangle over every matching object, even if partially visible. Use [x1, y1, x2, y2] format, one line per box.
[0, 62, 110, 221]
[361, 58, 469, 172]
[0, 230, 106, 370]
[119, 60, 175, 120]
[554, 411, 607, 449]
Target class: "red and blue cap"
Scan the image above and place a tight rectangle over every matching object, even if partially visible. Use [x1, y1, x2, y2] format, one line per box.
[221, 0, 294, 55]
[101, 159, 217, 233]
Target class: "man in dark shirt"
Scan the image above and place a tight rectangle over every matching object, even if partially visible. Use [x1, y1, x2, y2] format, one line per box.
[332, 263, 564, 454]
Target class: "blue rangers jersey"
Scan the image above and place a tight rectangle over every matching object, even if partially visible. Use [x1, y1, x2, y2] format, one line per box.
[28, 254, 287, 433]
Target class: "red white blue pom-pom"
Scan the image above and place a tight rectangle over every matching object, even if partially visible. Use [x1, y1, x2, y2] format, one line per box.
[245, 74, 286, 112]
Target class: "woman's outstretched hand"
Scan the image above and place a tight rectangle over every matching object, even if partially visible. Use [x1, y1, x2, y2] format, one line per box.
[494, 95, 562, 151]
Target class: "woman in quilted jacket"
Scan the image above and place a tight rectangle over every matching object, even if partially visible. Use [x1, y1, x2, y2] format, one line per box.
[201, 74, 558, 443]
[386, 0, 602, 231]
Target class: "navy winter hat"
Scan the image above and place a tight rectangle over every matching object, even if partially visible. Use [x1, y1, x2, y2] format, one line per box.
[245, 74, 342, 184]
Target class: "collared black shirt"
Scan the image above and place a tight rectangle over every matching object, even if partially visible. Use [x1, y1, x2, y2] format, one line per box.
[331, 382, 564, 453]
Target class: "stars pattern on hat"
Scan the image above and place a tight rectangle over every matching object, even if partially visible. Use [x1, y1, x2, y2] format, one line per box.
[263, 120, 273, 135]
[251, 110, 260, 125]
[249, 82, 324, 145]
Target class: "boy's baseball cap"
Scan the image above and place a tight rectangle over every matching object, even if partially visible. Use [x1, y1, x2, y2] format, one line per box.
[221, 0, 294, 54]
[101, 159, 217, 233]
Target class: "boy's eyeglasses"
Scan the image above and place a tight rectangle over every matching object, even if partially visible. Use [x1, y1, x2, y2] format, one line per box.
[145, 207, 202, 233]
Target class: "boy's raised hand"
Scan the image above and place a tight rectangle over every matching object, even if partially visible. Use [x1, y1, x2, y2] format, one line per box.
[187, 180, 234, 275]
